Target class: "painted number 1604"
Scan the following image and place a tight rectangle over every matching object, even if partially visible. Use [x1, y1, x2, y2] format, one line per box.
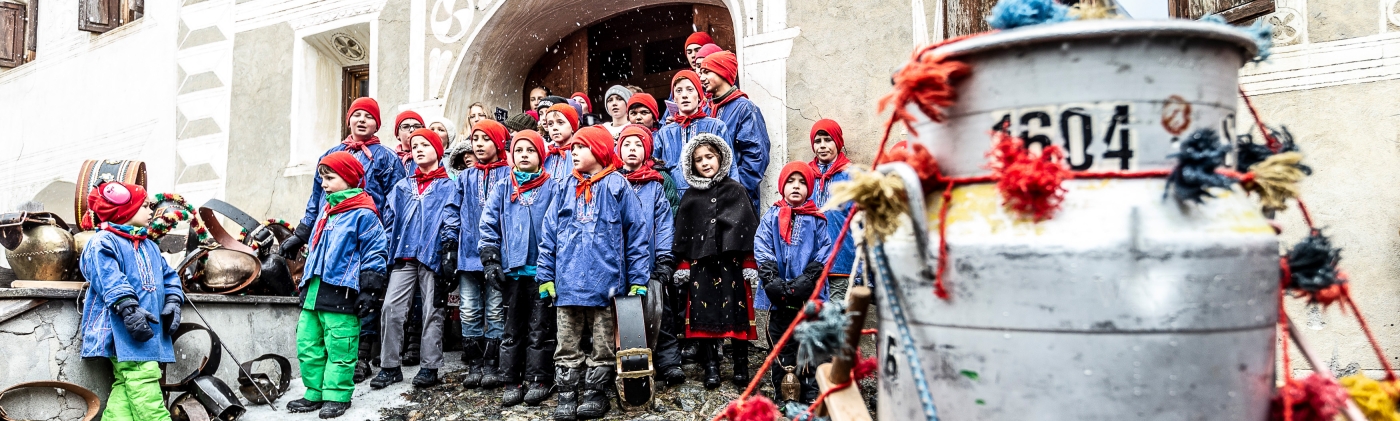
[991, 103, 1138, 171]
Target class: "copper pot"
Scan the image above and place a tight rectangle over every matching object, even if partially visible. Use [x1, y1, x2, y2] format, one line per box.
[2, 213, 77, 281]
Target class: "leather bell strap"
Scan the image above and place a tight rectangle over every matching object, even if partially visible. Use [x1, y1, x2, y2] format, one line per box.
[176, 205, 262, 295]
[160, 323, 223, 392]
[613, 295, 655, 407]
[0, 381, 101, 421]
[236, 354, 292, 404]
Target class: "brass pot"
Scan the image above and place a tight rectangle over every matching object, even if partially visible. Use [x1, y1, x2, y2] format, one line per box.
[73, 230, 96, 256]
[6, 224, 77, 281]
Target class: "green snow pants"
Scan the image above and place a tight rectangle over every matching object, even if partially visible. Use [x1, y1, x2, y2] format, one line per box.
[102, 359, 171, 421]
[297, 309, 361, 402]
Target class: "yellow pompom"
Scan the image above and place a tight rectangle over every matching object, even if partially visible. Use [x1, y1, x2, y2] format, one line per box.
[824, 170, 909, 244]
[1243, 151, 1307, 213]
[1340, 374, 1400, 421]
[1069, 0, 1118, 20]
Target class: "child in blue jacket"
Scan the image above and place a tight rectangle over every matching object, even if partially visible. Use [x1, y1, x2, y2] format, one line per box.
[538, 126, 652, 420]
[286, 151, 390, 418]
[541, 103, 579, 178]
[479, 130, 560, 407]
[755, 161, 834, 405]
[372, 129, 460, 389]
[457, 120, 514, 388]
[700, 51, 771, 211]
[808, 119, 855, 300]
[653, 70, 735, 200]
[79, 181, 182, 421]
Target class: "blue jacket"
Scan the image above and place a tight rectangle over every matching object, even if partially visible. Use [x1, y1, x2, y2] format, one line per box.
[652, 119, 733, 199]
[711, 96, 772, 209]
[457, 164, 512, 271]
[543, 151, 573, 183]
[812, 163, 856, 275]
[537, 171, 652, 307]
[479, 174, 558, 272]
[301, 207, 389, 289]
[79, 231, 185, 362]
[628, 178, 675, 264]
[298, 144, 405, 228]
[753, 206, 832, 311]
[383, 176, 461, 272]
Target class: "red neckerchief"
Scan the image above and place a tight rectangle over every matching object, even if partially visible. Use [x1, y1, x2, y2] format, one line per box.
[473, 158, 509, 187]
[411, 166, 448, 194]
[547, 143, 569, 159]
[340, 135, 381, 159]
[573, 165, 619, 204]
[395, 144, 412, 164]
[310, 192, 377, 248]
[101, 223, 148, 250]
[809, 154, 851, 191]
[673, 107, 707, 128]
[708, 88, 749, 119]
[624, 160, 664, 184]
[776, 199, 825, 244]
[511, 171, 551, 202]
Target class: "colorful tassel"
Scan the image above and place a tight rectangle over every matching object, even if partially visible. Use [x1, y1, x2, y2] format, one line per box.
[987, 0, 1072, 30]
[795, 301, 850, 368]
[824, 170, 909, 244]
[719, 395, 780, 421]
[1236, 125, 1311, 175]
[1272, 374, 1351, 421]
[1243, 152, 1307, 214]
[782, 401, 831, 421]
[1340, 374, 1400, 421]
[1165, 129, 1233, 204]
[1285, 231, 1347, 306]
[853, 355, 879, 381]
[1202, 14, 1274, 63]
[988, 130, 1069, 221]
[880, 45, 972, 132]
[1069, 0, 1117, 20]
[876, 141, 943, 195]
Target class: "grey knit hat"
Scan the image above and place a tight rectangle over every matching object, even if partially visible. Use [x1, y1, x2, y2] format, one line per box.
[504, 113, 538, 132]
[604, 85, 633, 103]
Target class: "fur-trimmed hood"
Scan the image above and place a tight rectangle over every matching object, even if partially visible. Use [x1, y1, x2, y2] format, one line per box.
[443, 141, 473, 176]
[680, 133, 732, 191]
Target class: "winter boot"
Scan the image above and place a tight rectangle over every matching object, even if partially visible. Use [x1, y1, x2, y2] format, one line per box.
[703, 341, 722, 390]
[286, 398, 323, 413]
[575, 366, 613, 419]
[661, 365, 686, 386]
[319, 401, 351, 419]
[730, 341, 750, 388]
[461, 338, 485, 388]
[680, 341, 699, 363]
[370, 367, 403, 389]
[412, 368, 440, 388]
[480, 339, 503, 388]
[353, 344, 374, 384]
[402, 341, 421, 367]
[800, 373, 821, 404]
[523, 375, 555, 406]
[501, 382, 526, 407]
[551, 366, 582, 420]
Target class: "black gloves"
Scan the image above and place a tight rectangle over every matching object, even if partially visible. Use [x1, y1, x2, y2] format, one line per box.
[763, 261, 824, 310]
[279, 223, 312, 260]
[114, 297, 158, 342]
[481, 246, 506, 292]
[356, 270, 388, 318]
[653, 256, 678, 288]
[787, 261, 825, 302]
[759, 261, 792, 309]
[160, 295, 183, 337]
[437, 239, 458, 280]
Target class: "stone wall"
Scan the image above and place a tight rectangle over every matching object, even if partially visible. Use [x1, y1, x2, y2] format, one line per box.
[225, 22, 312, 223]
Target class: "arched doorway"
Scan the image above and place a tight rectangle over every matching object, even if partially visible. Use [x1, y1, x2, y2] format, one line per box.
[521, 4, 735, 113]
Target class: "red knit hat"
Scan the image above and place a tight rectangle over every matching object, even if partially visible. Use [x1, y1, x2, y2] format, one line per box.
[696, 43, 722, 60]
[509, 130, 548, 167]
[86, 182, 147, 226]
[409, 128, 443, 158]
[545, 103, 580, 131]
[626, 93, 659, 120]
[319, 151, 366, 188]
[685, 32, 713, 48]
[701, 51, 739, 85]
[345, 97, 380, 126]
[618, 124, 655, 160]
[566, 126, 619, 168]
[395, 110, 424, 132]
[778, 161, 817, 197]
[810, 119, 845, 151]
[570, 92, 593, 114]
[672, 70, 704, 94]
[471, 120, 509, 153]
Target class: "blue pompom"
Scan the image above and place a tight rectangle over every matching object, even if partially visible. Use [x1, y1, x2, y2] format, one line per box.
[987, 0, 1073, 30]
[1201, 14, 1274, 63]
[783, 401, 833, 421]
[795, 301, 850, 368]
[1165, 129, 1234, 204]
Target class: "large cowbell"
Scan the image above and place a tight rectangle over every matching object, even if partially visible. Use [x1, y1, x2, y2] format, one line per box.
[876, 20, 1278, 420]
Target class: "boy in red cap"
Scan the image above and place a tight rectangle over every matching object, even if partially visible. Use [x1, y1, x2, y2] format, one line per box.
[754, 161, 833, 405]
[479, 130, 561, 406]
[684, 31, 713, 71]
[807, 119, 855, 300]
[373, 129, 461, 389]
[653, 70, 735, 201]
[394, 110, 427, 169]
[540, 103, 580, 178]
[700, 50, 771, 211]
[538, 126, 651, 420]
[78, 182, 182, 421]
[626, 93, 660, 131]
[286, 151, 390, 418]
[282, 97, 403, 383]
[455, 119, 514, 389]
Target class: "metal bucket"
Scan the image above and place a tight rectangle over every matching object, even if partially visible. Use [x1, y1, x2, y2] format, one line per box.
[877, 20, 1278, 420]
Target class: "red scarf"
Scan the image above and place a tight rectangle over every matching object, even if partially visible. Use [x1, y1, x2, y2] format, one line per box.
[511, 171, 552, 202]
[708, 88, 749, 119]
[624, 160, 664, 184]
[473, 158, 509, 185]
[101, 223, 148, 250]
[810, 154, 851, 191]
[310, 191, 377, 248]
[674, 108, 706, 128]
[573, 165, 618, 204]
[547, 143, 570, 160]
[411, 166, 448, 194]
[775, 199, 825, 244]
[340, 135, 381, 159]
[395, 143, 412, 164]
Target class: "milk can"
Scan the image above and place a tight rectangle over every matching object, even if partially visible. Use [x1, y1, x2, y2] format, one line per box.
[875, 20, 1279, 420]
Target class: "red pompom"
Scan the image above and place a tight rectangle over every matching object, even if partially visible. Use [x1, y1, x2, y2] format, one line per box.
[988, 131, 1069, 221]
[880, 46, 973, 132]
[1271, 374, 1350, 421]
[720, 396, 780, 421]
[853, 356, 879, 381]
[878, 141, 944, 194]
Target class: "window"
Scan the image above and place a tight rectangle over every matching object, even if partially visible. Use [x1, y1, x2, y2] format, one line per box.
[1169, 0, 1274, 23]
[79, 0, 141, 34]
[642, 37, 688, 75]
[0, 0, 36, 68]
[341, 64, 369, 138]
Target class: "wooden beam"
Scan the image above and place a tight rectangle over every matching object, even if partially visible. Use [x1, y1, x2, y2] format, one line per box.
[814, 363, 873, 421]
[1219, 0, 1275, 24]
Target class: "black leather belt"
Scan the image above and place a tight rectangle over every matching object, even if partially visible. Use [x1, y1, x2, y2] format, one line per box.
[614, 295, 654, 407]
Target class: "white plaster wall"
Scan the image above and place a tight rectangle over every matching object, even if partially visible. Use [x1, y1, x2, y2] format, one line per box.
[0, 0, 179, 215]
